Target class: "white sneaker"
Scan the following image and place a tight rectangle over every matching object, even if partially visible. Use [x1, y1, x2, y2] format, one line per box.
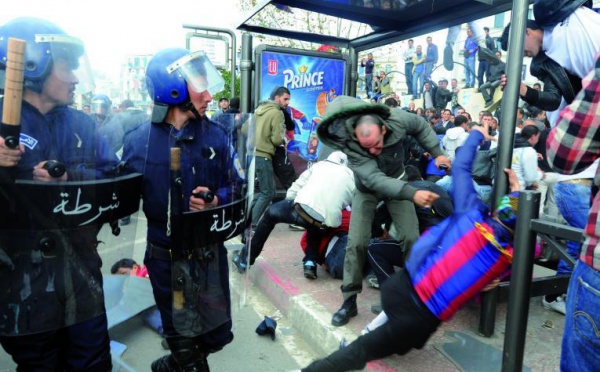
[542, 295, 566, 315]
[360, 326, 372, 336]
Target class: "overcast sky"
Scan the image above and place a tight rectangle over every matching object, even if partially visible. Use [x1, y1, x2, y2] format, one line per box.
[0, 0, 243, 79]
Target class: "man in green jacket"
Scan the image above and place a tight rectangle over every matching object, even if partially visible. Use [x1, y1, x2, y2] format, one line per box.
[250, 87, 290, 225]
[317, 96, 451, 326]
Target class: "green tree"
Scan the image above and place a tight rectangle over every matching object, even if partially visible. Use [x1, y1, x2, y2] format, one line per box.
[214, 68, 241, 101]
[237, 0, 371, 50]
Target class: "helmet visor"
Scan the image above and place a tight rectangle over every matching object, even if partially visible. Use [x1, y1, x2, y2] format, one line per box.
[38, 34, 95, 94]
[90, 101, 110, 114]
[166, 50, 224, 96]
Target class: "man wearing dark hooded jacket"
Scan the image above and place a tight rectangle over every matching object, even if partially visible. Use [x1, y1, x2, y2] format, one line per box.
[499, 2, 599, 126]
[316, 96, 451, 326]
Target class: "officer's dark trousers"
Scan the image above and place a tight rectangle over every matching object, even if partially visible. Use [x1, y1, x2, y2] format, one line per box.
[144, 243, 233, 352]
[302, 270, 440, 372]
[0, 314, 111, 371]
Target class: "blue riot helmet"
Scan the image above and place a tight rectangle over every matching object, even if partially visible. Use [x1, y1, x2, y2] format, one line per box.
[91, 94, 112, 116]
[146, 48, 224, 123]
[0, 17, 94, 95]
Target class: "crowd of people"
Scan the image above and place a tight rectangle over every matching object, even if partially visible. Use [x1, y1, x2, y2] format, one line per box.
[364, 20, 502, 105]
[1, 1, 599, 371]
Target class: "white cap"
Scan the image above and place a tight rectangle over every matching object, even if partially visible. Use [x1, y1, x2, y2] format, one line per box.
[326, 151, 348, 166]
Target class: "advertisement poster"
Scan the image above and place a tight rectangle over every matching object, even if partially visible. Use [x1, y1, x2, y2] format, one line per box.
[258, 49, 347, 165]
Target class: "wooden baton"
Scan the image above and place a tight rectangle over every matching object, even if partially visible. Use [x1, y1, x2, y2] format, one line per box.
[1, 38, 26, 148]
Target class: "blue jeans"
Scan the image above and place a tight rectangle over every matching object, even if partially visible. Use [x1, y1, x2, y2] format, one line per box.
[464, 57, 476, 87]
[405, 63, 414, 94]
[435, 175, 492, 207]
[480, 79, 501, 103]
[412, 70, 424, 98]
[561, 261, 600, 371]
[555, 182, 590, 275]
[251, 156, 276, 224]
[477, 59, 489, 86]
[365, 74, 373, 97]
[424, 61, 435, 80]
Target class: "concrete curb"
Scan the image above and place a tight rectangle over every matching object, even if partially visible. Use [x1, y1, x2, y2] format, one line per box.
[288, 294, 356, 355]
[227, 231, 565, 371]
[244, 256, 400, 371]
[249, 258, 354, 356]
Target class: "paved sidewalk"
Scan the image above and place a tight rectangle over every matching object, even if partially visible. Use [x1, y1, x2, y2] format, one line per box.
[232, 224, 566, 371]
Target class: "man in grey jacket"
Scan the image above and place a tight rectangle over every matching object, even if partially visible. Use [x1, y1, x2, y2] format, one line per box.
[316, 96, 451, 326]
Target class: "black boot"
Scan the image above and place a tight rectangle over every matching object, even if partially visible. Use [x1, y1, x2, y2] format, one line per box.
[478, 47, 500, 65]
[331, 295, 358, 327]
[151, 336, 210, 372]
[151, 354, 179, 372]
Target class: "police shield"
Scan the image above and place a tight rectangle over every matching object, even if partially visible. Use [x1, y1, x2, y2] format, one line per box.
[0, 111, 144, 336]
[166, 112, 252, 337]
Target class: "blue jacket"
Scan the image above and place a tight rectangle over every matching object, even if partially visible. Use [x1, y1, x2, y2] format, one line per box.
[122, 117, 234, 247]
[426, 43, 438, 64]
[464, 37, 478, 59]
[406, 131, 514, 320]
[0, 99, 117, 180]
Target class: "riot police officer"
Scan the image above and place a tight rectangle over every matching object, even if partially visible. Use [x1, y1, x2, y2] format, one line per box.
[0, 17, 134, 371]
[122, 48, 247, 372]
[89, 93, 114, 128]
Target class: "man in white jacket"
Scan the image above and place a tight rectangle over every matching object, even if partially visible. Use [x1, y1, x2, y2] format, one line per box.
[233, 151, 355, 279]
[441, 115, 469, 161]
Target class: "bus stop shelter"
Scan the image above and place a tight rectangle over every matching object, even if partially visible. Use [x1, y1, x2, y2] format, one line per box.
[237, 1, 580, 371]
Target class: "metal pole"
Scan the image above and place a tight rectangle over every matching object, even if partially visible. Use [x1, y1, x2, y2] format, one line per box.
[240, 33, 253, 113]
[491, 0, 529, 211]
[478, 287, 499, 337]
[348, 45, 358, 98]
[502, 191, 540, 372]
[231, 33, 237, 98]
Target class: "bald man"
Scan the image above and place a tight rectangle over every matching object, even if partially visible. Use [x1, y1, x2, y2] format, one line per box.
[317, 96, 451, 326]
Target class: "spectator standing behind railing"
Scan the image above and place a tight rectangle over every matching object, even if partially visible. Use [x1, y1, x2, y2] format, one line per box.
[412, 45, 426, 100]
[403, 39, 416, 96]
[424, 36, 438, 81]
[361, 53, 375, 98]
[477, 26, 497, 88]
[463, 28, 478, 89]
